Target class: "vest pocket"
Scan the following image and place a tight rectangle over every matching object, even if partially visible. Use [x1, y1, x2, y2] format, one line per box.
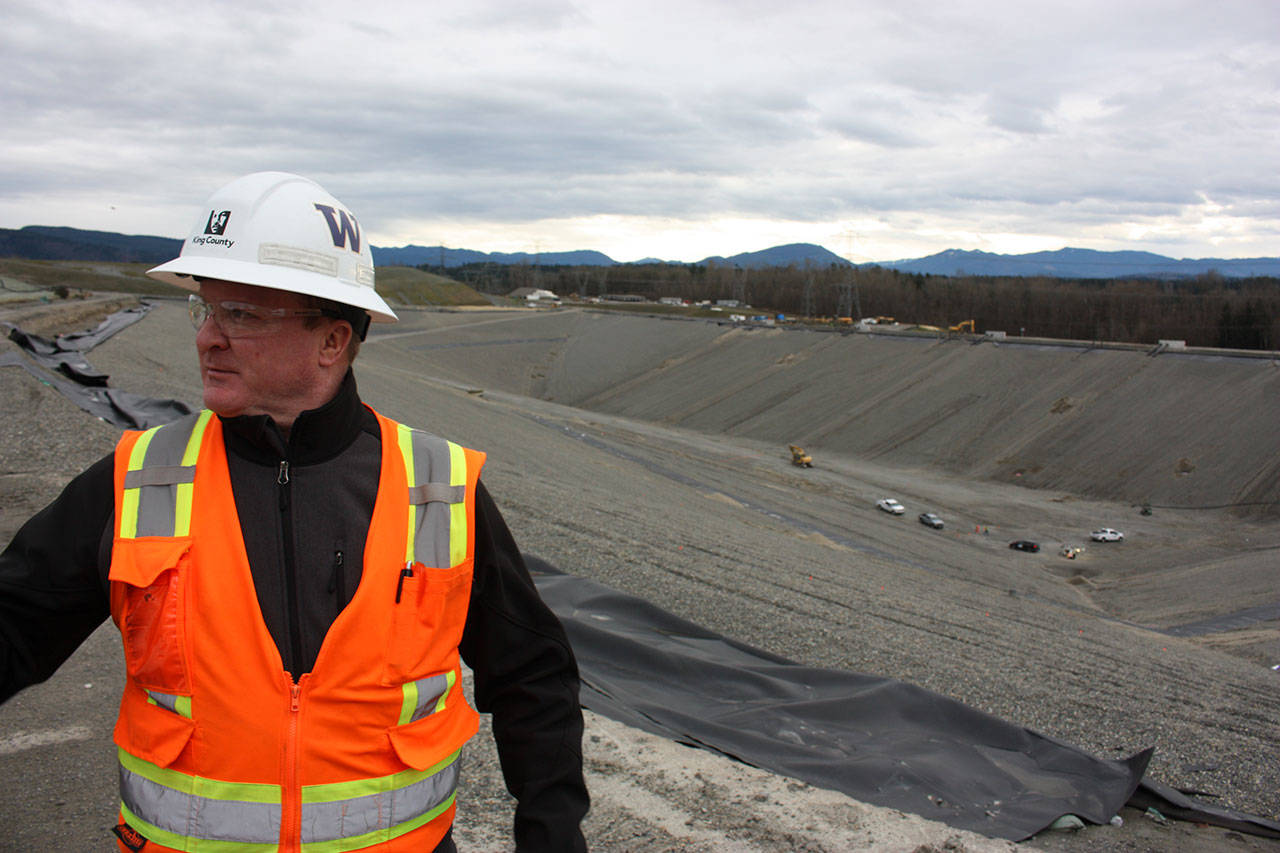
[388, 700, 480, 772]
[384, 559, 473, 684]
[113, 690, 196, 769]
[110, 537, 193, 694]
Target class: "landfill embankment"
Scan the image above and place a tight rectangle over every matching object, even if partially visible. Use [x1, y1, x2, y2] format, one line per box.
[0, 297, 1276, 852]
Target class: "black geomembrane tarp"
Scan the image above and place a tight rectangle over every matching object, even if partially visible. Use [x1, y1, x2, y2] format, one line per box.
[3, 303, 191, 429]
[529, 560, 1280, 841]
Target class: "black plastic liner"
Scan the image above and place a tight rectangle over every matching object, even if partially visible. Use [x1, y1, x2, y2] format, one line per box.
[529, 559, 1280, 841]
[2, 303, 191, 429]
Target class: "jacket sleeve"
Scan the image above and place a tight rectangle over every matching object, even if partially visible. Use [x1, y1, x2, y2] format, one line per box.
[459, 481, 589, 853]
[0, 453, 114, 704]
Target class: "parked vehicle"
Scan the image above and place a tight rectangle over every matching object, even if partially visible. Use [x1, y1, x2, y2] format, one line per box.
[1009, 540, 1040, 553]
[876, 498, 905, 515]
[1091, 528, 1124, 542]
[918, 512, 944, 529]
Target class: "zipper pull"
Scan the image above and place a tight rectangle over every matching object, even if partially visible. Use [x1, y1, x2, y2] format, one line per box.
[277, 460, 290, 485]
[328, 550, 344, 594]
[290, 682, 301, 713]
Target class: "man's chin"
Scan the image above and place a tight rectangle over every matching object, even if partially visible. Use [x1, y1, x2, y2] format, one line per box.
[202, 390, 244, 418]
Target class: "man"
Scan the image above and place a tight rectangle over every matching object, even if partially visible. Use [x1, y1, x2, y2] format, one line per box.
[0, 172, 589, 851]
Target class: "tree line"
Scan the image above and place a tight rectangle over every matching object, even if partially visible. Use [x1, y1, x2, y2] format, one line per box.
[428, 261, 1279, 351]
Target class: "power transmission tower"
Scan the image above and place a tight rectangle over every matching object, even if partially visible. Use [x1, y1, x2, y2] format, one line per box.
[835, 281, 852, 319]
[803, 271, 815, 318]
[838, 230, 862, 321]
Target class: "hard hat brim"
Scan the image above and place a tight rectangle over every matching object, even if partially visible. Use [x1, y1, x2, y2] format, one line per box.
[147, 256, 398, 323]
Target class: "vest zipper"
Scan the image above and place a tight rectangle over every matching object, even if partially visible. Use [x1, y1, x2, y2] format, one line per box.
[281, 677, 305, 853]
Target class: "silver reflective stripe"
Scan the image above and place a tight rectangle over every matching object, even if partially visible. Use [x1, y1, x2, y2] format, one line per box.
[119, 763, 281, 845]
[146, 690, 179, 712]
[145, 690, 191, 718]
[406, 431, 463, 569]
[300, 759, 460, 844]
[408, 674, 449, 723]
[124, 465, 196, 489]
[128, 413, 203, 538]
[407, 483, 465, 506]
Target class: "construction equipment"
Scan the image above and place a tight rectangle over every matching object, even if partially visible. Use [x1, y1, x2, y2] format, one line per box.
[789, 445, 813, 467]
[949, 319, 976, 334]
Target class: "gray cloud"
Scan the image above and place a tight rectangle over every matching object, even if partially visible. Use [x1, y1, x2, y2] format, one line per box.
[2, 0, 1278, 260]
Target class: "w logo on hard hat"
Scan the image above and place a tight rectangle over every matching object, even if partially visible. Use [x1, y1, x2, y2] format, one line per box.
[314, 204, 362, 253]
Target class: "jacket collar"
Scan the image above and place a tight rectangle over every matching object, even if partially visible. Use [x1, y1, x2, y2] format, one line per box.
[219, 370, 367, 465]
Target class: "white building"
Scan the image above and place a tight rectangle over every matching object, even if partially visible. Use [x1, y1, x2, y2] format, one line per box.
[508, 287, 561, 305]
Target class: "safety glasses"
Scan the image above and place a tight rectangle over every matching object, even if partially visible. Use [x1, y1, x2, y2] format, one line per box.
[189, 293, 334, 338]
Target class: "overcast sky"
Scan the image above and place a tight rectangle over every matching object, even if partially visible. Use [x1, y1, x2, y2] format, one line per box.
[3, 0, 1278, 263]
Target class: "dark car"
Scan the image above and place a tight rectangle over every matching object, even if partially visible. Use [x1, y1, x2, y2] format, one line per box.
[1009, 540, 1040, 553]
[918, 512, 944, 529]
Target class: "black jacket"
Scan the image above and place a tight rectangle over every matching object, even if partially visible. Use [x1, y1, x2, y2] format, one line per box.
[0, 371, 588, 851]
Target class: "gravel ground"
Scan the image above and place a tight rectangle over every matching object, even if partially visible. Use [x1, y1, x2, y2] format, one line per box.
[0, 297, 1276, 852]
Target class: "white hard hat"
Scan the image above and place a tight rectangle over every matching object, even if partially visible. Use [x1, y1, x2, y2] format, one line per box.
[147, 171, 396, 323]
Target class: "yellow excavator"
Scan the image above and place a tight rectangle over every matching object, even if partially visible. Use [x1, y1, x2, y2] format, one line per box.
[949, 319, 976, 334]
[789, 445, 813, 467]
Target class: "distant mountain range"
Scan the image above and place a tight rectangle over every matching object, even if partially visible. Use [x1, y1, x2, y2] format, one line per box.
[3, 225, 1277, 279]
[371, 241, 854, 269]
[0, 225, 183, 263]
[877, 247, 1280, 279]
[372, 245, 616, 268]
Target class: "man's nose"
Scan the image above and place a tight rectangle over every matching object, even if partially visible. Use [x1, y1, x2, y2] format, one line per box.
[195, 310, 228, 348]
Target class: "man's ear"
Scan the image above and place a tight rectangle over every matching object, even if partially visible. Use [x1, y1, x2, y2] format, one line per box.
[318, 319, 354, 367]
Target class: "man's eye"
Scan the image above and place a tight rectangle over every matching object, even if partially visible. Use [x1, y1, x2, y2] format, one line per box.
[225, 307, 261, 323]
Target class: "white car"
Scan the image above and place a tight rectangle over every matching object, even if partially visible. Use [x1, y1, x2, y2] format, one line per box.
[1091, 528, 1124, 542]
[876, 498, 905, 515]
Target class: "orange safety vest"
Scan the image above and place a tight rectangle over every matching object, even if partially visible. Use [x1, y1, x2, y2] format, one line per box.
[108, 407, 485, 852]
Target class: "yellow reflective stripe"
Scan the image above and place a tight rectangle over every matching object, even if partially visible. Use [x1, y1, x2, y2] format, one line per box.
[119, 426, 162, 540]
[120, 802, 279, 853]
[173, 410, 213, 537]
[299, 792, 455, 853]
[118, 746, 282, 804]
[145, 692, 193, 719]
[447, 441, 467, 567]
[180, 410, 212, 466]
[398, 680, 418, 727]
[301, 748, 462, 804]
[434, 670, 456, 716]
[396, 423, 416, 564]
[127, 426, 161, 470]
[397, 672, 456, 725]
[433, 671, 455, 716]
